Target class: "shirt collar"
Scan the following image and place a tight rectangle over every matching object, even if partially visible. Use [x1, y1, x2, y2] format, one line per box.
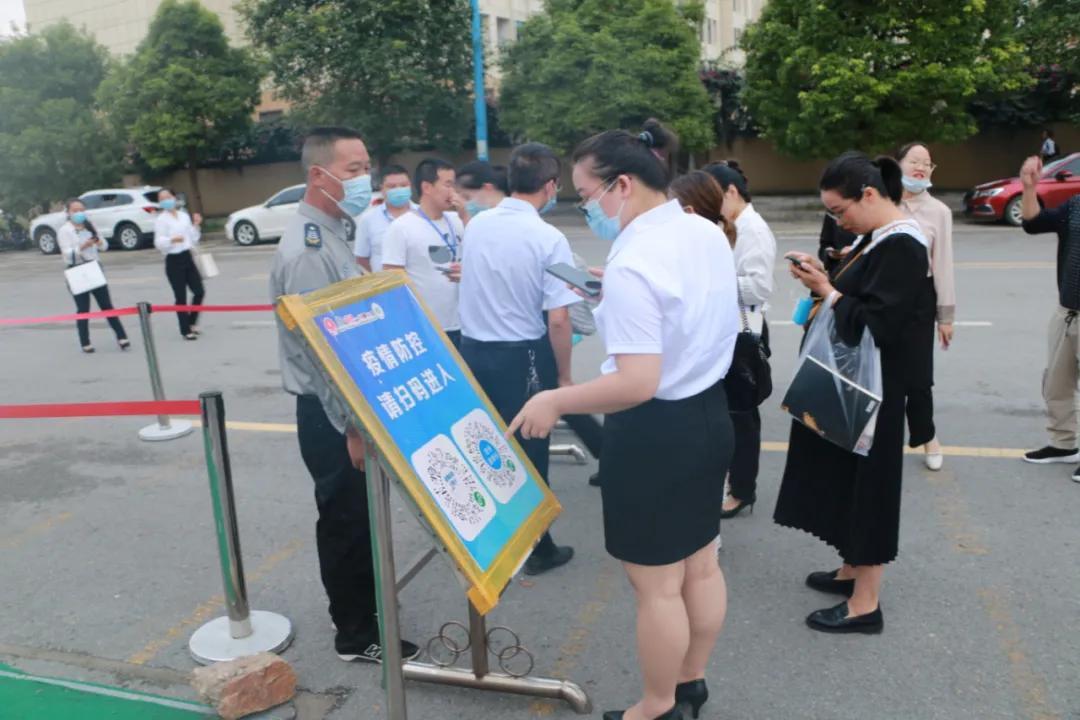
[608, 199, 683, 261]
[734, 203, 759, 230]
[851, 218, 929, 255]
[299, 201, 347, 239]
[499, 197, 539, 214]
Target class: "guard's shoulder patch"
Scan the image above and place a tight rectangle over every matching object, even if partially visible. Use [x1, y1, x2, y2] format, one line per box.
[304, 223, 323, 249]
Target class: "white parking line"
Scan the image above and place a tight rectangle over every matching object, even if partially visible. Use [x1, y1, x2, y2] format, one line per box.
[771, 320, 993, 327]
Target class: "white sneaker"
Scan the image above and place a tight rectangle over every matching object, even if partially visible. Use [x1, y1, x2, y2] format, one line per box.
[925, 452, 943, 471]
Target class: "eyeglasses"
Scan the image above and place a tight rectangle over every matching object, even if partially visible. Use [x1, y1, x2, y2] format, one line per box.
[825, 200, 858, 222]
[905, 160, 937, 172]
[576, 178, 616, 216]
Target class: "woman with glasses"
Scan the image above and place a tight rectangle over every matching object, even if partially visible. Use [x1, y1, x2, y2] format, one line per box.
[776, 152, 934, 635]
[509, 119, 739, 720]
[896, 141, 955, 471]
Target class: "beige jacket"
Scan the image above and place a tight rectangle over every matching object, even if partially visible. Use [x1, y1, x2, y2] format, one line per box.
[901, 191, 956, 324]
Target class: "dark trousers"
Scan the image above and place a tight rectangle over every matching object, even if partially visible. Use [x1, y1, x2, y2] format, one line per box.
[906, 386, 936, 448]
[727, 318, 769, 503]
[73, 284, 127, 347]
[445, 329, 461, 349]
[165, 250, 204, 336]
[728, 409, 761, 503]
[563, 413, 603, 459]
[460, 335, 560, 557]
[296, 395, 377, 635]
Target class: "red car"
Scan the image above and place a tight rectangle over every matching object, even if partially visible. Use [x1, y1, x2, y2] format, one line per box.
[964, 152, 1080, 226]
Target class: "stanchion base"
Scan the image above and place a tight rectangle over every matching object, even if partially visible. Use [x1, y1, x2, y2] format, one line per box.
[189, 611, 294, 665]
[403, 661, 592, 714]
[139, 420, 194, 442]
[550, 444, 588, 465]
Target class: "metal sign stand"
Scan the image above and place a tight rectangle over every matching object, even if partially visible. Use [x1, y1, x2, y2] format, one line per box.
[136, 302, 193, 442]
[363, 441, 592, 720]
[189, 391, 294, 665]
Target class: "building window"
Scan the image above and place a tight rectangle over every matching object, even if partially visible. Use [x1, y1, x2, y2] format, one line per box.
[496, 16, 514, 48]
[259, 110, 284, 122]
[734, 27, 744, 44]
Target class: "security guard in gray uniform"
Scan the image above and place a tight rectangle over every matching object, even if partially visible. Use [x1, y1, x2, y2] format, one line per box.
[270, 126, 419, 663]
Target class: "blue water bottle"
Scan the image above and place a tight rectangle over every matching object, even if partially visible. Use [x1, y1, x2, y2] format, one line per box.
[792, 296, 814, 326]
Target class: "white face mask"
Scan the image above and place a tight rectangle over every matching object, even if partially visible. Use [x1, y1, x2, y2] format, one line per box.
[902, 176, 932, 194]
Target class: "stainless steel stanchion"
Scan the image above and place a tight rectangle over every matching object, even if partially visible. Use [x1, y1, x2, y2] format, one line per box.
[136, 301, 193, 441]
[189, 391, 294, 665]
[550, 443, 588, 464]
[365, 443, 408, 720]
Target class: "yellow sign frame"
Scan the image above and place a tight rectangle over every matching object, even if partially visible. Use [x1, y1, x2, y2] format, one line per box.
[277, 272, 561, 615]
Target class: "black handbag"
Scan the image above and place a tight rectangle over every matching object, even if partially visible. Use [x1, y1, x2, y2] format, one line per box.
[723, 289, 772, 412]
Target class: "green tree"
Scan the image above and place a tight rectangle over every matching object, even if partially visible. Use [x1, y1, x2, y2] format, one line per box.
[99, 0, 262, 214]
[0, 23, 124, 217]
[240, 0, 474, 164]
[742, 0, 1031, 159]
[498, 0, 713, 154]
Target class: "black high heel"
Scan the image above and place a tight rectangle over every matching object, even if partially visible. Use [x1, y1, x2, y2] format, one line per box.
[603, 706, 682, 720]
[720, 498, 754, 519]
[675, 679, 708, 719]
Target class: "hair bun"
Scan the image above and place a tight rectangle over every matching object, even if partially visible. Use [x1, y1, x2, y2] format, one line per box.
[725, 159, 742, 171]
[638, 130, 655, 148]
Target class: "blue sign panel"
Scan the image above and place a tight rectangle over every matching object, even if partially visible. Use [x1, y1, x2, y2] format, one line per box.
[314, 284, 544, 571]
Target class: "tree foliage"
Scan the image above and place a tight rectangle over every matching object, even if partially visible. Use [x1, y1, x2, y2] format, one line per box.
[99, 0, 262, 212]
[975, 0, 1080, 127]
[742, 0, 1032, 159]
[699, 62, 757, 148]
[498, 0, 714, 154]
[0, 24, 124, 217]
[241, 0, 474, 163]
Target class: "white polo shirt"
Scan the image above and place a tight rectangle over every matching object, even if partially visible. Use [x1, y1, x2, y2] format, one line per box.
[594, 199, 738, 401]
[459, 197, 580, 342]
[353, 203, 417, 271]
[382, 209, 465, 331]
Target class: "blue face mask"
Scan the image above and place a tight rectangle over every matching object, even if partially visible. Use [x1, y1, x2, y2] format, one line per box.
[160, 198, 177, 211]
[540, 192, 557, 216]
[465, 200, 490, 218]
[902, 175, 932, 194]
[320, 167, 372, 216]
[384, 186, 412, 208]
[583, 181, 624, 241]
[71, 211, 87, 225]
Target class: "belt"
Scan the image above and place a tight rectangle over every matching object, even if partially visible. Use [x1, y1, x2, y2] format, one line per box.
[460, 336, 546, 350]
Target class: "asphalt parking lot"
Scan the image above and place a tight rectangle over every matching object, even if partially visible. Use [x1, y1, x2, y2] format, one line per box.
[0, 211, 1077, 720]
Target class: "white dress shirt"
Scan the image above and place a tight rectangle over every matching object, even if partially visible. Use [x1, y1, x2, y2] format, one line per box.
[382, 209, 465, 331]
[153, 210, 200, 255]
[57, 221, 108, 265]
[353, 202, 417, 272]
[459, 197, 579, 342]
[594, 199, 739, 401]
[732, 203, 776, 311]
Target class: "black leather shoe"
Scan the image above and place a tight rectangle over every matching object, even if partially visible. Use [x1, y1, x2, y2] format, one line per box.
[675, 679, 708, 719]
[806, 601, 883, 634]
[524, 545, 574, 575]
[589, 472, 601, 487]
[720, 498, 754, 519]
[603, 706, 683, 720]
[806, 569, 854, 597]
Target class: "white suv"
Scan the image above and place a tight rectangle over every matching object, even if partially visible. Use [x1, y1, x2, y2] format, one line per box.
[31, 187, 167, 254]
[226, 184, 305, 246]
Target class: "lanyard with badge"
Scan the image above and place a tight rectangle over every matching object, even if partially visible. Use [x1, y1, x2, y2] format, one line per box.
[417, 208, 458, 263]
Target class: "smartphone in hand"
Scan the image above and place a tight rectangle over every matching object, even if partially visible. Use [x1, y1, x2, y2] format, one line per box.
[546, 262, 602, 298]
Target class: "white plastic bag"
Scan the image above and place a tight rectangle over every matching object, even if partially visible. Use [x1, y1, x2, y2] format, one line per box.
[781, 301, 883, 456]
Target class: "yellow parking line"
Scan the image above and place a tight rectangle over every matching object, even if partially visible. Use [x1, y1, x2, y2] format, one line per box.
[0, 512, 74, 551]
[127, 538, 304, 665]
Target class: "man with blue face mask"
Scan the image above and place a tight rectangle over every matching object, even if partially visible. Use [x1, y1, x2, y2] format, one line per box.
[270, 126, 420, 665]
[457, 142, 578, 576]
[354, 164, 415, 272]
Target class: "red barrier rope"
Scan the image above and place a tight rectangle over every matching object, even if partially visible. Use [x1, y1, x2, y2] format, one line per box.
[0, 400, 202, 419]
[0, 304, 274, 327]
[0, 307, 140, 327]
[152, 304, 274, 313]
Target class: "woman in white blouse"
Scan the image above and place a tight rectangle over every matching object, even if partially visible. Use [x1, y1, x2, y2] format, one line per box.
[704, 161, 777, 519]
[58, 199, 130, 353]
[153, 189, 204, 340]
[509, 120, 739, 720]
[897, 142, 956, 471]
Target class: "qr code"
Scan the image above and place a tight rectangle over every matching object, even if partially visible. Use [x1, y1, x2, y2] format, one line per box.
[451, 408, 527, 504]
[410, 435, 495, 542]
